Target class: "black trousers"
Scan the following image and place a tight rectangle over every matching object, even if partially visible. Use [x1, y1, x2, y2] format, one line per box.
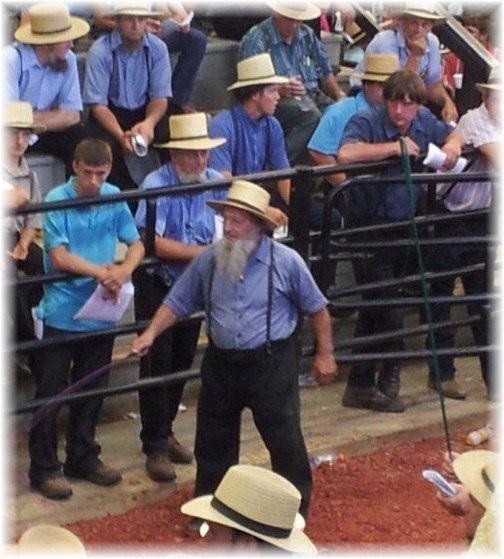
[28, 326, 114, 482]
[194, 336, 312, 518]
[133, 268, 201, 455]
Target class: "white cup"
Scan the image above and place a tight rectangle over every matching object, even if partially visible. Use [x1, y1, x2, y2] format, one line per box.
[453, 73, 463, 89]
[132, 134, 148, 157]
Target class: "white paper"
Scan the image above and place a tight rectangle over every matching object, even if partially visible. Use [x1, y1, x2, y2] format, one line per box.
[423, 143, 467, 174]
[213, 214, 224, 242]
[273, 224, 289, 240]
[31, 307, 43, 340]
[170, 10, 193, 27]
[74, 282, 134, 322]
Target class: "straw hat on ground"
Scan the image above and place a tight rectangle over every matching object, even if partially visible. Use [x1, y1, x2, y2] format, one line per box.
[110, 1, 162, 17]
[207, 180, 278, 231]
[5, 101, 45, 134]
[14, 3, 90, 45]
[154, 113, 226, 150]
[228, 53, 289, 91]
[353, 54, 400, 82]
[266, 0, 321, 21]
[398, 1, 444, 21]
[452, 450, 499, 509]
[181, 465, 317, 554]
[476, 65, 501, 92]
[12, 525, 86, 555]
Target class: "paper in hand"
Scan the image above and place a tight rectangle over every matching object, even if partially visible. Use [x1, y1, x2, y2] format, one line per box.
[170, 10, 193, 27]
[423, 143, 467, 174]
[74, 282, 134, 323]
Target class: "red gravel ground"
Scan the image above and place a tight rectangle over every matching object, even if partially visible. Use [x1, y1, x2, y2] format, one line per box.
[64, 432, 488, 554]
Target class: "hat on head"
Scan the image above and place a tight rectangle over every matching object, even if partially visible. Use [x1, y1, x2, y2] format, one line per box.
[266, 0, 321, 21]
[155, 113, 226, 150]
[476, 65, 501, 92]
[14, 3, 90, 45]
[111, 1, 162, 17]
[399, 1, 444, 21]
[15, 525, 86, 555]
[354, 54, 400, 82]
[453, 450, 499, 509]
[5, 101, 45, 134]
[207, 181, 278, 231]
[181, 465, 316, 554]
[228, 53, 289, 91]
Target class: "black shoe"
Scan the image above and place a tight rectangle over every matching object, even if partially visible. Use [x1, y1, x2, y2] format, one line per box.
[167, 434, 193, 464]
[377, 364, 401, 400]
[342, 385, 375, 409]
[31, 472, 73, 500]
[146, 452, 176, 482]
[64, 459, 122, 486]
[343, 385, 405, 413]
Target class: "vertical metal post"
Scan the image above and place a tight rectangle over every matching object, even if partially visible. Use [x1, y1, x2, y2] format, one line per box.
[290, 166, 314, 264]
[145, 197, 157, 257]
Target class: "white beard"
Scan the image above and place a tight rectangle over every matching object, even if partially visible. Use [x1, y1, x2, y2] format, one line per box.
[213, 237, 256, 282]
[177, 170, 206, 184]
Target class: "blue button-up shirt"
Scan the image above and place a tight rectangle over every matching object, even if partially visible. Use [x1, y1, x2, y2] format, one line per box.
[135, 164, 226, 284]
[238, 17, 333, 95]
[83, 29, 172, 109]
[165, 235, 328, 349]
[4, 42, 83, 110]
[208, 104, 289, 175]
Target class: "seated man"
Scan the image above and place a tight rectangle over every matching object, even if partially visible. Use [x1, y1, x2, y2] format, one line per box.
[238, 1, 346, 165]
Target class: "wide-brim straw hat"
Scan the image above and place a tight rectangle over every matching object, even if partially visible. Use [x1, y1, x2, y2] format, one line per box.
[228, 53, 289, 91]
[5, 101, 45, 134]
[155, 112, 226, 150]
[12, 525, 86, 555]
[453, 450, 499, 509]
[110, 1, 162, 17]
[476, 65, 501, 92]
[207, 180, 278, 231]
[353, 54, 400, 82]
[398, 1, 445, 21]
[15, 3, 90, 45]
[181, 465, 317, 554]
[266, 0, 321, 21]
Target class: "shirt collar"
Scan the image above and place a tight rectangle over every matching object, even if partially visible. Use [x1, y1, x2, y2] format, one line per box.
[253, 234, 272, 265]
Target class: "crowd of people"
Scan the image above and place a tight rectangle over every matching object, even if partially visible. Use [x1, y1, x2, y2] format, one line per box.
[4, 0, 500, 553]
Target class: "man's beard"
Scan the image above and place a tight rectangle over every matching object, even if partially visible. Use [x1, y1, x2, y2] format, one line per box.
[214, 237, 256, 283]
[48, 55, 68, 73]
[177, 170, 206, 184]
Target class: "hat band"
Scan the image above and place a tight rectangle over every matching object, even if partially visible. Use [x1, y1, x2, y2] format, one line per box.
[170, 133, 210, 142]
[482, 469, 495, 493]
[33, 22, 73, 36]
[211, 497, 292, 539]
[226, 197, 266, 216]
[363, 69, 394, 77]
[235, 72, 279, 85]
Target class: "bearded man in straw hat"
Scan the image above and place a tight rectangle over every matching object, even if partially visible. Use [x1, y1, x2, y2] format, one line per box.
[83, 1, 171, 193]
[238, 1, 346, 166]
[4, 3, 90, 176]
[180, 464, 317, 553]
[132, 180, 338, 518]
[425, 65, 500, 403]
[353, 1, 458, 124]
[133, 112, 228, 483]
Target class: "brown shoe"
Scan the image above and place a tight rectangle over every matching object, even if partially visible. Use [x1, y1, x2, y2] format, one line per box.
[31, 473, 73, 500]
[428, 378, 467, 400]
[146, 452, 176, 482]
[168, 435, 193, 464]
[64, 459, 122, 486]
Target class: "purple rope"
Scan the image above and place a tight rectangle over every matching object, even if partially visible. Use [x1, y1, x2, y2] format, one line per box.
[30, 352, 137, 431]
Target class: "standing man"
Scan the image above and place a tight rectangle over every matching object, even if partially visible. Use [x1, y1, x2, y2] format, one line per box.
[337, 70, 463, 413]
[134, 112, 227, 482]
[83, 1, 171, 192]
[4, 3, 90, 175]
[238, 1, 346, 165]
[29, 139, 144, 500]
[426, 67, 500, 401]
[132, 180, 338, 518]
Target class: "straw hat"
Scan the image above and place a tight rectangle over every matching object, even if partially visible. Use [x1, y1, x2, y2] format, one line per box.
[207, 180, 278, 230]
[5, 101, 45, 134]
[14, 3, 90, 45]
[354, 54, 400, 82]
[154, 113, 226, 150]
[399, 1, 444, 21]
[110, 1, 162, 17]
[228, 53, 289, 91]
[181, 465, 317, 554]
[452, 450, 499, 509]
[14, 525, 86, 555]
[476, 65, 501, 92]
[266, 0, 321, 21]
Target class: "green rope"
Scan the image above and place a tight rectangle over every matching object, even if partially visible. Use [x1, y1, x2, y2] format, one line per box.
[399, 138, 452, 458]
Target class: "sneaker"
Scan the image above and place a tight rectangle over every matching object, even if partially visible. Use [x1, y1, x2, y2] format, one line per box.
[146, 452, 176, 482]
[64, 459, 122, 486]
[377, 365, 401, 400]
[168, 435, 193, 464]
[342, 385, 405, 413]
[428, 378, 467, 400]
[298, 372, 318, 388]
[31, 473, 73, 500]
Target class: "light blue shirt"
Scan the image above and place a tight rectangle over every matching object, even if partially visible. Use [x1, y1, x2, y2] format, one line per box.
[165, 235, 328, 349]
[135, 164, 226, 283]
[83, 29, 172, 108]
[208, 104, 289, 175]
[4, 42, 83, 110]
[38, 178, 140, 332]
[308, 90, 371, 155]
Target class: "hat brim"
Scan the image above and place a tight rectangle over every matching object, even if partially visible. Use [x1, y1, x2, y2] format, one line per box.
[266, 1, 321, 21]
[181, 496, 317, 554]
[400, 10, 445, 21]
[14, 17, 90, 45]
[353, 71, 394, 82]
[7, 122, 46, 134]
[113, 9, 163, 17]
[228, 75, 289, 91]
[453, 450, 498, 509]
[476, 82, 501, 92]
[154, 137, 227, 150]
[207, 199, 278, 231]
